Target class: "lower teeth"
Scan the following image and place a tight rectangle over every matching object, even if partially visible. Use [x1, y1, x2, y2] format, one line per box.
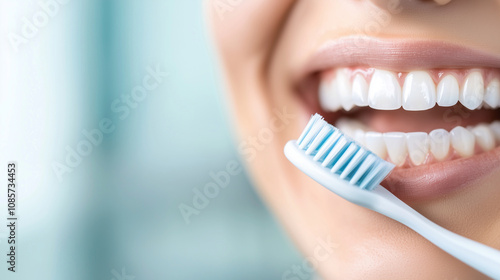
[336, 118, 500, 167]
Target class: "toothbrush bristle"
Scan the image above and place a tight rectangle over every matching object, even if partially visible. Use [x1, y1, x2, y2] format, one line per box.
[297, 114, 395, 190]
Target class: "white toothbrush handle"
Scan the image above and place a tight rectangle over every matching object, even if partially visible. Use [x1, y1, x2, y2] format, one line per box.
[284, 141, 500, 278]
[372, 186, 500, 279]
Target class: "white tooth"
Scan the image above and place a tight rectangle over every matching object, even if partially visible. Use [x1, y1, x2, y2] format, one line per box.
[460, 72, 484, 110]
[484, 79, 500, 108]
[336, 118, 368, 131]
[337, 70, 354, 111]
[336, 120, 354, 138]
[402, 71, 436, 111]
[336, 118, 367, 138]
[436, 75, 459, 107]
[319, 79, 341, 111]
[340, 127, 355, 139]
[471, 125, 495, 151]
[450, 126, 475, 157]
[490, 121, 500, 142]
[354, 130, 366, 146]
[406, 132, 430, 166]
[383, 132, 407, 166]
[365, 132, 387, 159]
[429, 129, 450, 161]
[368, 70, 402, 110]
[352, 74, 369, 107]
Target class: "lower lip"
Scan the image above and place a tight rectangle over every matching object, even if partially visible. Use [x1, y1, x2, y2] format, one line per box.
[381, 146, 500, 201]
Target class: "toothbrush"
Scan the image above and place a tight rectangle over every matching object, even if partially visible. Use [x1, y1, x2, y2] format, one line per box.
[284, 113, 500, 279]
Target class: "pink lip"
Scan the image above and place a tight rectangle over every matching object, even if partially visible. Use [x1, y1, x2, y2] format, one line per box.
[297, 36, 500, 201]
[298, 36, 500, 80]
[382, 147, 500, 201]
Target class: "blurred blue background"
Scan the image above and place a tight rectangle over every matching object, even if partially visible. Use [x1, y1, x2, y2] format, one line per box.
[0, 1, 302, 280]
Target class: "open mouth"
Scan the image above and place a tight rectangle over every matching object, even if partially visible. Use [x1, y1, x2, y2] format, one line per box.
[296, 37, 500, 200]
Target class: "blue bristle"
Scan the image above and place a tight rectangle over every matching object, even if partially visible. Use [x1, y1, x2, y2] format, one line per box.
[331, 143, 358, 174]
[349, 154, 376, 186]
[313, 130, 341, 162]
[297, 114, 322, 146]
[297, 114, 394, 190]
[322, 136, 348, 169]
[305, 125, 333, 156]
[340, 148, 368, 180]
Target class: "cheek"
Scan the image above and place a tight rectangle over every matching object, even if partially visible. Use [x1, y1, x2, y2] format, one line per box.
[207, 0, 297, 60]
[412, 169, 500, 246]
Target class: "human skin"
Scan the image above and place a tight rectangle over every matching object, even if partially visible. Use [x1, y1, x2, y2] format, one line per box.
[207, 0, 500, 279]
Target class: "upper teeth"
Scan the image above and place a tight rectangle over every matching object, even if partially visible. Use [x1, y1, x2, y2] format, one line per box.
[320, 68, 500, 111]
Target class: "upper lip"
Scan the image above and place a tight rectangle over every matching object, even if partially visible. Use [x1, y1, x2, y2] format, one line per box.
[295, 36, 500, 201]
[297, 36, 500, 81]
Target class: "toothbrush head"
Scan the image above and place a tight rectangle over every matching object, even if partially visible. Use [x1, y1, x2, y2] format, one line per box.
[294, 113, 395, 190]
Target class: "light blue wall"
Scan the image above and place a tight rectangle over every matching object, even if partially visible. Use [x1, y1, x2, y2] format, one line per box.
[100, 1, 302, 279]
[0, 1, 302, 279]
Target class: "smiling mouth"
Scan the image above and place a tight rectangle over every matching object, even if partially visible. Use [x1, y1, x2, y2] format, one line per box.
[296, 37, 500, 200]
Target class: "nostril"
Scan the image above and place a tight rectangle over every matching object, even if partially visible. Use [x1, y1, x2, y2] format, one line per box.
[368, 0, 453, 10]
[433, 0, 452, 5]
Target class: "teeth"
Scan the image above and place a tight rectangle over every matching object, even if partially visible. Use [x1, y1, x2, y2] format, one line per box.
[368, 70, 402, 110]
[491, 121, 500, 142]
[364, 132, 387, 159]
[484, 79, 500, 108]
[436, 75, 459, 107]
[429, 129, 450, 161]
[352, 74, 369, 107]
[336, 118, 368, 138]
[460, 71, 484, 110]
[319, 68, 500, 112]
[319, 79, 341, 111]
[336, 120, 499, 166]
[402, 71, 437, 111]
[406, 132, 430, 166]
[337, 70, 354, 111]
[450, 126, 475, 158]
[471, 125, 495, 151]
[354, 129, 366, 146]
[383, 132, 408, 166]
